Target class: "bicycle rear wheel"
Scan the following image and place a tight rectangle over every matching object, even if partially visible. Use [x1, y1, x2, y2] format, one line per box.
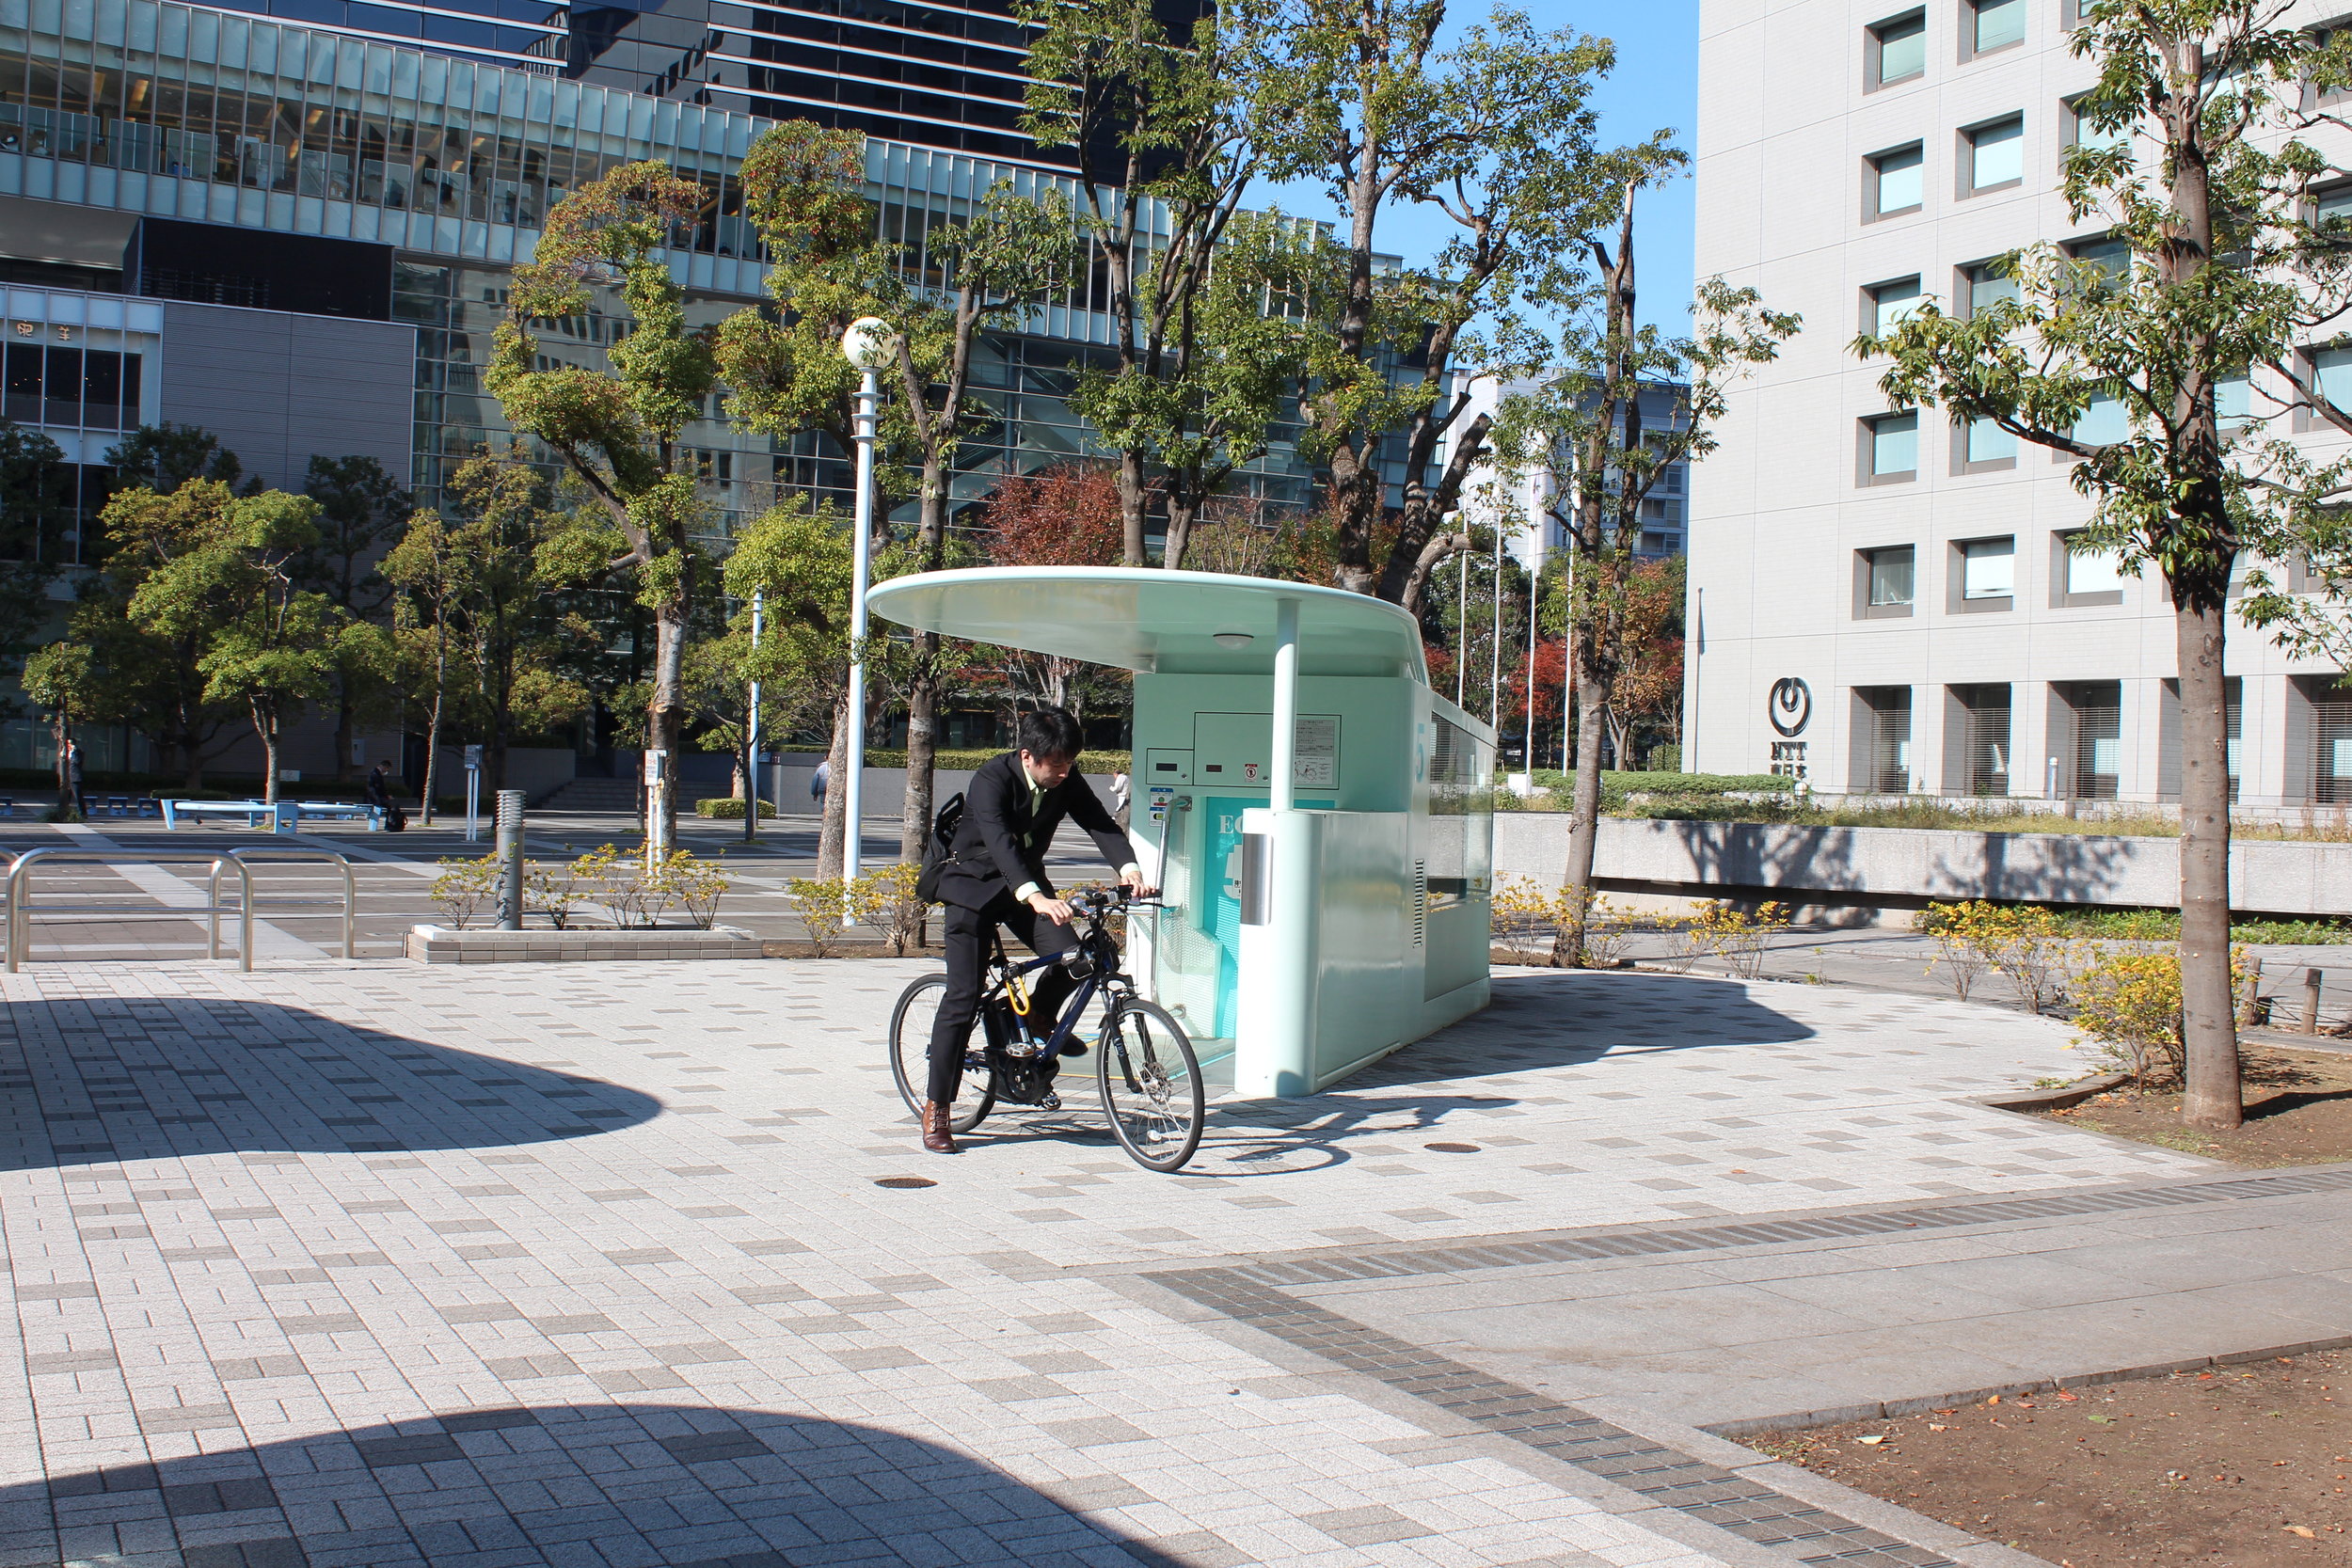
[1096, 997, 1204, 1172]
[887, 974, 994, 1132]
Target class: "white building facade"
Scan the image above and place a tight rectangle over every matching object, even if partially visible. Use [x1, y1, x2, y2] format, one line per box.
[1690, 0, 2352, 805]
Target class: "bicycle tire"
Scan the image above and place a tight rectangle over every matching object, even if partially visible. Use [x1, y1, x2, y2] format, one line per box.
[887, 974, 995, 1132]
[1096, 997, 1204, 1172]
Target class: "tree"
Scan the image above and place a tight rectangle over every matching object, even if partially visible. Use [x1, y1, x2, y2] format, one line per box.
[0, 420, 71, 668]
[969, 464, 1132, 724]
[1861, 0, 2352, 1131]
[1609, 556, 1687, 767]
[381, 507, 464, 825]
[1248, 2, 1676, 612]
[1018, 0, 1273, 566]
[488, 161, 719, 865]
[301, 454, 410, 781]
[1494, 190, 1797, 967]
[106, 423, 253, 495]
[118, 482, 347, 802]
[82, 481, 257, 786]
[21, 641, 95, 816]
[875, 180, 1076, 865]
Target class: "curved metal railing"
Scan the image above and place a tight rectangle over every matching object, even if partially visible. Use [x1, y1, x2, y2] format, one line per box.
[4, 847, 358, 972]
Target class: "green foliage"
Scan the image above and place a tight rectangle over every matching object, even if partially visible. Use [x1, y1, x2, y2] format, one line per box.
[105, 423, 254, 495]
[850, 862, 927, 955]
[2073, 944, 2254, 1086]
[694, 798, 779, 819]
[1917, 901, 2073, 1013]
[21, 641, 95, 718]
[1645, 744, 1682, 772]
[429, 856, 500, 928]
[787, 876, 853, 956]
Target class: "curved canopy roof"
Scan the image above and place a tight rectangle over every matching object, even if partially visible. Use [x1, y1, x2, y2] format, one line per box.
[866, 567, 1429, 684]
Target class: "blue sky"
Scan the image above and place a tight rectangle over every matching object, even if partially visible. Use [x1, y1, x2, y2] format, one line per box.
[1248, 2, 1700, 336]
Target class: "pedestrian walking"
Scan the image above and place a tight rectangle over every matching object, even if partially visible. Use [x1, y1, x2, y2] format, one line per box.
[811, 756, 830, 810]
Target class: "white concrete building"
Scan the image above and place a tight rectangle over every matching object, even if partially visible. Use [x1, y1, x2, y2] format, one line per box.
[1690, 0, 2352, 805]
[1456, 373, 1693, 574]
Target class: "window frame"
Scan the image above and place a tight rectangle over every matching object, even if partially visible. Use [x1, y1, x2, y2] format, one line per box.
[1858, 411, 1920, 485]
[1962, 0, 2027, 61]
[1854, 544, 1919, 620]
[1866, 141, 1926, 222]
[2050, 529, 2127, 608]
[1948, 534, 2018, 612]
[1862, 275, 1926, 338]
[2295, 343, 2352, 432]
[1959, 113, 2026, 198]
[1867, 8, 1929, 90]
[1952, 413, 2018, 474]
[1955, 257, 2021, 320]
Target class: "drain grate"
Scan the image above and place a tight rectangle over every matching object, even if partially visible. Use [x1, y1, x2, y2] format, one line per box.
[872, 1177, 937, 1190]
[1423, 1142, 1480, 1153]
[1224, 1166, 2352, 1289]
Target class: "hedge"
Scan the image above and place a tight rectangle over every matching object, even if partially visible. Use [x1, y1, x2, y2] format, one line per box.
[773, 747, 1133, 772]
[1528, 769, 1794, 798]
[694, 798, 779, 819]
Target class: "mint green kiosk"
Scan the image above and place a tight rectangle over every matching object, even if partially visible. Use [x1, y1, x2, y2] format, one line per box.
[866, 566, 1494, 1100]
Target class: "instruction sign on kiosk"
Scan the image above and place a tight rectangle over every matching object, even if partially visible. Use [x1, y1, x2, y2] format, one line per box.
[866, 567, 1493, 1100]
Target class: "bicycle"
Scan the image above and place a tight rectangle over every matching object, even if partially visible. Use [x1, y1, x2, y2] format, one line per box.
[887, 888, 1205, 1172]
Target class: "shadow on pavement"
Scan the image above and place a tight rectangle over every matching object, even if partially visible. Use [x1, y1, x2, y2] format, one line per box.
[0, 998, 659, 1172]
[16, 1403, 1184, 1566]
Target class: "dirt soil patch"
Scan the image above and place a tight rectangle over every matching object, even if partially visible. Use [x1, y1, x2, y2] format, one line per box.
[2036, 1047, 2352, 1166]
[1753, 1350, 2352, 1567]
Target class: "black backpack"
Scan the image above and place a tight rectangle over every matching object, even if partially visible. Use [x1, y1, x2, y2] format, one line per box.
[914, 791, 965, 903]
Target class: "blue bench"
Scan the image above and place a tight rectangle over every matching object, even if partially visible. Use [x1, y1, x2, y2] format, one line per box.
[159, 800, 299, 832]
[290, 801, 387, 832]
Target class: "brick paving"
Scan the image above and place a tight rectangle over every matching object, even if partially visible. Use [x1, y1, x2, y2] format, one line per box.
[0, 957, 2201, 1565]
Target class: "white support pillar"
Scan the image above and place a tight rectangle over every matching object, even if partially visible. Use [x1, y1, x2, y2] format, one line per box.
[843, 367, 880, 880]
[1270, 597, 1299, 811]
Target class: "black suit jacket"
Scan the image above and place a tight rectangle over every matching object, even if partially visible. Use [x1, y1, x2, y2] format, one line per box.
[935, 751, 1136, 912]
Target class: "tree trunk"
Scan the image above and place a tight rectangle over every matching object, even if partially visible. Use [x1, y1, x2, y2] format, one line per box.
[900, 642, 939, 865]
[1552, 637, 1609, 968]
[420, 680, 444, 828]
[818, 684, 852, 880]
[2174, 593, 2242, 1130]
[1119, 450, 1151, 566]
[644, 596, 688, 867]
[1163, 495, 1198, 574]
[255, 701, 280, 805]
[51, 706, 73, 817]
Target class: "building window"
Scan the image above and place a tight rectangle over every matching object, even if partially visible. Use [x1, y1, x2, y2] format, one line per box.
[0, 342, 145, 432]
[2309, 344, 2352, 411]
[2216, 369, 2255, 429]
[2073, 391, 2128, 445]
[1855, 544, 1917, 618]
[1961, 260, 2021, 316]
[1867, 277, 1925, 337]
[1852, 687, 1915, 793]
[1951, 535, 2016, 611]
[1862, 412, 1918, 483]
[2315, 182, 2352, 233]
[2159, 676, 2240, 803]
[1959, 417, 2017, 470]
[1965, 0, 2026, 57]
[2069, 234, 2131, 285]
[1951, 684, 2013, 796]
[2063, 93, 2131, 154]
[1869, 144, 1925, 219]
[2053, 529, 2127, 606]
[1869, 8, 1928, 87]
[2053, 680, 2123, 800]
[2304, 677, 2352, 802]
[1963, 115, 2025, 194]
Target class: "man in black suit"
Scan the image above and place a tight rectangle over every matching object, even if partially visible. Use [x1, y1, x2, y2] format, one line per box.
[921, 707, 1151, 1153]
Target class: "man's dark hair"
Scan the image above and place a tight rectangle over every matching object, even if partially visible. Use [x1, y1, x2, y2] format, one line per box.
[1018, 707, 1084, 761]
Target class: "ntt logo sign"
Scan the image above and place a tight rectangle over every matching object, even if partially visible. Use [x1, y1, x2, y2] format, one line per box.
[1768, 678, 1812, 737]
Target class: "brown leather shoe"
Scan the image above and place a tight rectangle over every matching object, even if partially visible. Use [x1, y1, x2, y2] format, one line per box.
[919, 1101, 959, 1154]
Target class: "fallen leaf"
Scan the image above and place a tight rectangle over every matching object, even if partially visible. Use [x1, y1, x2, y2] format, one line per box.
[1929, 1424, 1948, 1432]
[1987, 1395, 2001, 1405]
[2286, 1526, 2316, 1539]
[2087, 1415, 2115, 1425]
[2056, 1390, 2079, 1402]
[1857, 1434, 1886, 1446]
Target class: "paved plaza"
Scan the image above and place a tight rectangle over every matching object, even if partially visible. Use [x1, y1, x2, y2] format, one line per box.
[8, 942, 2326, 1567]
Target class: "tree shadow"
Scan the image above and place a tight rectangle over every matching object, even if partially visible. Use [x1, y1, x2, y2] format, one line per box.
[0, 998, 659, 1173]
[14, 1403, 1186, 1566]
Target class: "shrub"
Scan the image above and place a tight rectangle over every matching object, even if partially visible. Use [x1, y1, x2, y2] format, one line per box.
[525, 861, 584, 928]
[850, 862, 928, 955]
[571, 844, 675, 928]
[694, 798, 778, 819]
[652, 848, 730, 928]
[430, 856, 499, 928]
[1918, 900, 2071, 1013]
[1691, 900, 1791, 978]
[787, 877, 853, 957]
[2072, 944, 2252, 1086]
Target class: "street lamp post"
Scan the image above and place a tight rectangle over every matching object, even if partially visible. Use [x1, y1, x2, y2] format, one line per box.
[840, 315, 894, 882]
[745, 589, 762, 844]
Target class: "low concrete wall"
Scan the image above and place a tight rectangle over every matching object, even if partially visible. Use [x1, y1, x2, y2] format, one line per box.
[1492, 814, 2352, 922]
[433, 748, 577, 799]
[769, 764, 981, 815]
[405, 925, 762, 963]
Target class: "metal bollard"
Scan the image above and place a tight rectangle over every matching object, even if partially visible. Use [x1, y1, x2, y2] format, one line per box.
[496, 789, 526, 931]
[2238, 956, 2264, 1028]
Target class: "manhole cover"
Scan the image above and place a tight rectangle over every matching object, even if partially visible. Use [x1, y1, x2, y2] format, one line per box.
[1423, 1142, 1480, 1153]
[874, 1176, 938, 1189]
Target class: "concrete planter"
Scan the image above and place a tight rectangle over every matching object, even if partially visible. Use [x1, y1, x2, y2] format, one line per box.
[405, 924, 763, 963]
[1492, 815, 2352, 923]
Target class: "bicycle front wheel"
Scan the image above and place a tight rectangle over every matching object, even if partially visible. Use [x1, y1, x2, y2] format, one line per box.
[888, 974, 994, 1132]
[1097, 997, 1204, 1172]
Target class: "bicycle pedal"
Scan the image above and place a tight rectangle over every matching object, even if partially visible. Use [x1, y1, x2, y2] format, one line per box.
[1038, 1092, 1061, 1112]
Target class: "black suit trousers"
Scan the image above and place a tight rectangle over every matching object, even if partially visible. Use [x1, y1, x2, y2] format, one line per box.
[925, 893, 1080, 1104]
